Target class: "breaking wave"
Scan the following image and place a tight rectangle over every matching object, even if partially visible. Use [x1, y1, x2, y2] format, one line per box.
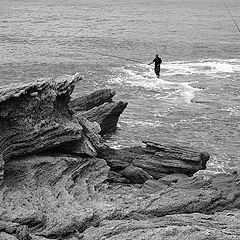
[163, 58, 240, 77]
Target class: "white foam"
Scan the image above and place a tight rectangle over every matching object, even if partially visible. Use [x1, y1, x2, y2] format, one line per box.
[109, 65, 198, 103]
[163, 59, 240, 77]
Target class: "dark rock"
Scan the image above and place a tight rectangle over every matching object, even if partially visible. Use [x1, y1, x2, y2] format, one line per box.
[70, 89, 115, 112]
[81, 101, 128, 135]
[100, 142, 210, 179]
[119, 166, 153, 184]
[107, 171, 130, 184]
[133, 141, 210, 178]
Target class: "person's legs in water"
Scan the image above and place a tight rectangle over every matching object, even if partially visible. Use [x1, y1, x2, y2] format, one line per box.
[154, 65, 160, 78]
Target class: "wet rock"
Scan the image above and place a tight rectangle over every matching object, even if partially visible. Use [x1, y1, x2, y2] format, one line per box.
[119, 166, 153, 184]
[81, 101, 128, 135]
[70, 89, 115, 112]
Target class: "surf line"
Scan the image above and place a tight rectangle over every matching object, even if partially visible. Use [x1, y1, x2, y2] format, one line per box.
[223, 1, 240, 33]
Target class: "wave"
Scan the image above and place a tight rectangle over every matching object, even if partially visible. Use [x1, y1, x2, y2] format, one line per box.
[108, 58, 240, 103]
[163, 58, 240, 77]
[109, 65, 199, 103]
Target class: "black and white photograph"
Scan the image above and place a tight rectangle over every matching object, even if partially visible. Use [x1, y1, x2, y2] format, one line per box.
[0, 0, 239, 239]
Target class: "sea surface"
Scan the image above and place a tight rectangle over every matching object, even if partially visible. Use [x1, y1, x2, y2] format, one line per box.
[0, 0, 240, 174]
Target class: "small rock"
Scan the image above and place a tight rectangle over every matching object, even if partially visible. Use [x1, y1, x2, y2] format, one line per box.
[119, 166, 153, 184]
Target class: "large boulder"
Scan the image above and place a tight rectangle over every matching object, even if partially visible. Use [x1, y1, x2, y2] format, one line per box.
[100, 141, 210, 182]
[0, 74, 103, 184]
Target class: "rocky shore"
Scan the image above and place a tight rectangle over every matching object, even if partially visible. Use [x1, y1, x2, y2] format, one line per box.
[0, 74, 239, 240]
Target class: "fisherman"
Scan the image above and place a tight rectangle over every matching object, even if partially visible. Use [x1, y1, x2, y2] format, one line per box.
[149, 54, 162, 78]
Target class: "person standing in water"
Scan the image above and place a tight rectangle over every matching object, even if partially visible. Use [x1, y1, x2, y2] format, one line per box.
[149, 54, 162, 78]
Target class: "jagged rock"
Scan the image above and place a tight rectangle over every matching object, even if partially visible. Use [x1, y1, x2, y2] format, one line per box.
[119, 166, 153, 184]
[58, 115, 104, 156]
[0, 74, 104, 184]
[70, 89, 115, 111]
[81, 101, 128, 135]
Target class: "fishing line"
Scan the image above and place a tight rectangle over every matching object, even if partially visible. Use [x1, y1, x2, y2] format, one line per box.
[96, 52, 146, 65]
[81, 48, 146, 65]
[223, 1, 240, 33]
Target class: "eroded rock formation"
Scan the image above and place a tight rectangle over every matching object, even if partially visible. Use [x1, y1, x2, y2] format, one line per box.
[70, 89, 115, 112]
[0, 74, 104, 184]
[100, 141, 210, 183]
[0, 74, 239, 240]
[70, 89, 128, 135]
[81, 101, 128, 135]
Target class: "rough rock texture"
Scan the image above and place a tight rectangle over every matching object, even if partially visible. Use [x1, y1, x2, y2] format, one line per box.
[70, 89, 115, 112]
[81, 101, 128, 135]
[1, 154, 109, 240]
[100, 141, 210, 183]
[81, 210, 240, 240]
[70, 88, 128, 135]
[1, 76, 239, 240]
[79, 173, 240, 239]
[0, 74, 103, 183]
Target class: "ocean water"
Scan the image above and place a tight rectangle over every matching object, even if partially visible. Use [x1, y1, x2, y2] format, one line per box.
[0, 0, 240, 174]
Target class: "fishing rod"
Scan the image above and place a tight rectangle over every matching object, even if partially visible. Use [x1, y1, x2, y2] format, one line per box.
[223, 1, 240, 33]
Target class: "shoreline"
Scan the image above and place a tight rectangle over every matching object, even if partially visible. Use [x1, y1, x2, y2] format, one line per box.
[0, 74, 239, 240]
